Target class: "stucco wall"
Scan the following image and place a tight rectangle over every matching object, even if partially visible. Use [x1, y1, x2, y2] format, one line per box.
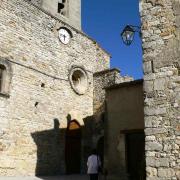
[141, 0, 180, 179]
[105, 81, 144, 180]
[0, 0, 110, 176]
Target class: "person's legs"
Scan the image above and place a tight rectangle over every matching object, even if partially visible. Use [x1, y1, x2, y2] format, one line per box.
[90, 174, 99, 180]
[89, 174, 93, 180]
[95, 174, 99, 180]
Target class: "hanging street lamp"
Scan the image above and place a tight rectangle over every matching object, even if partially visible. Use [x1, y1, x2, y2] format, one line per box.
[121, 25, 141, 46]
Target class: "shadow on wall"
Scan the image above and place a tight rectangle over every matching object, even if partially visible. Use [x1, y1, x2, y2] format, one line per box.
[31, 118, 66, 176]
[31, 114, 102, 177]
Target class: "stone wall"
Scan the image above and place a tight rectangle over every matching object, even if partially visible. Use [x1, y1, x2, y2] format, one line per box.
[92, 69, 133, 177]
[31, 0, 81, 30]
[93, 69, 121, 147]
[93, 69, 133, 116]
[141, 0, 180, 179]
[30, 0, 42, 7]
[0, 0, 110, 176]
[93, 69, 133, 145]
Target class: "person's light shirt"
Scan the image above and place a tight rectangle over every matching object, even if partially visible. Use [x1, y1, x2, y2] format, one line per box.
[87, 154, 101, 174]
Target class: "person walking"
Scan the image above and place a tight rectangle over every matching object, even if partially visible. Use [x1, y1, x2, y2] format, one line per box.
[87, 149, 101, 180]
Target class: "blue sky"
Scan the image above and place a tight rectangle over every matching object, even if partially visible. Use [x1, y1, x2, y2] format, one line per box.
[82, 0, 143, 79]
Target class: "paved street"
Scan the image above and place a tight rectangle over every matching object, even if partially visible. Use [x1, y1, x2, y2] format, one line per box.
[0, 175, 89, 180]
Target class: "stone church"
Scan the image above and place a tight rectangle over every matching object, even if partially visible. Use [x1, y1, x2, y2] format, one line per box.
[0, 0, 133, 176]
[0, 0, 179, 179]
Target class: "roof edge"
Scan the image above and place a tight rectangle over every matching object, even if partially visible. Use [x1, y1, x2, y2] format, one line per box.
[93, 68, 120, 76]
[105, 79, 144, 90]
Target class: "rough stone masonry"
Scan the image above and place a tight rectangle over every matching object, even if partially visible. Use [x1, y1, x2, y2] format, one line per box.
[0, 0, 112, 175]
[140, 0, 180, 179]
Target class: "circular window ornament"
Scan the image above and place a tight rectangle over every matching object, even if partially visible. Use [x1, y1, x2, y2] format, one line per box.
[69, 67, 88, 95]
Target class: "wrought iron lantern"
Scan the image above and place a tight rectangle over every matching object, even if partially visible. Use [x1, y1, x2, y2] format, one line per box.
[121, 25, 141, 46]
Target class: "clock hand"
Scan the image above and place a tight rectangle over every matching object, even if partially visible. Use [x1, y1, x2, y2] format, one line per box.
[64, 34, 66, 41]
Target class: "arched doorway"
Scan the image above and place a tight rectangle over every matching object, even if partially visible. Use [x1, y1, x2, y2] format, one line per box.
[65, 120, 81, 174]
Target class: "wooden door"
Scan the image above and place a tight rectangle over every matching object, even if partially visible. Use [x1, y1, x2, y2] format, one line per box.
[126, 132, 145, 180]
[65, 120, 81, 174]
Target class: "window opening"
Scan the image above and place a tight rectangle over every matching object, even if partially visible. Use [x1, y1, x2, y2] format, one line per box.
[72, 71, 81, 87]
[69, 67, 88, 95]
[35, 102, 39, 107]
[57, 0, 68, 17]
[0, 65, 5, 93]
[41, 83, 45, 88]
[58, 2, 64, 13]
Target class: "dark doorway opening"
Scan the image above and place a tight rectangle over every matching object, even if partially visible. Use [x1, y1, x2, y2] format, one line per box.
[97, 136, 104, 168]
[65, 120, 81, 174]
[126, 131, 145, 180]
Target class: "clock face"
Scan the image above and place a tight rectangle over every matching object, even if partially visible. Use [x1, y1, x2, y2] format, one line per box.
[58, 28, 71, 45]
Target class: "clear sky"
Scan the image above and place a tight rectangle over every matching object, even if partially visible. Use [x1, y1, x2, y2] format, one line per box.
[82, 0, 143, 80]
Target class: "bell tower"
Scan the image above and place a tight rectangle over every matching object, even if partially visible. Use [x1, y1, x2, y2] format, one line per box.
[40, 0, 81, 30]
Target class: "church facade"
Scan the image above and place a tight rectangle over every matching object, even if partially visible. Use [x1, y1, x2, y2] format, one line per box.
[0, 0, 131, 176]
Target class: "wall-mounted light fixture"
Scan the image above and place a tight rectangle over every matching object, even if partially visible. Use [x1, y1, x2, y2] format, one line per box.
[121, 25, 141, 46]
